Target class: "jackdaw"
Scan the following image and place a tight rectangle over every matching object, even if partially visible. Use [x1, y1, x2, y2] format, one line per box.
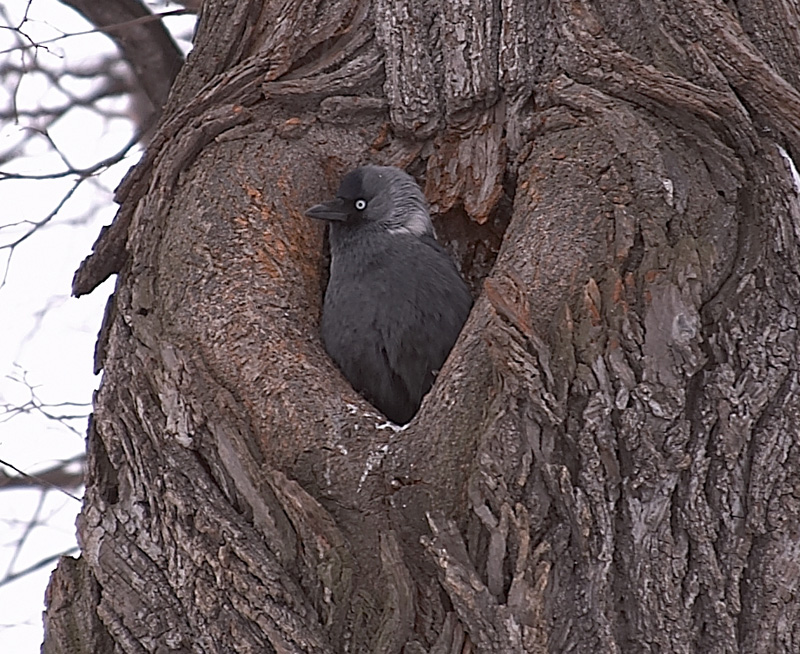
[306, 165, 472, 424]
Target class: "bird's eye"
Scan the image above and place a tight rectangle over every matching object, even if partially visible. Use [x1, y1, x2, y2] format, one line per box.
[354, 199, 367, 211]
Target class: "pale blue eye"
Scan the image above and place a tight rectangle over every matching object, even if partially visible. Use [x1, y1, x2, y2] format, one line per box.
[355, 199, 367, 210]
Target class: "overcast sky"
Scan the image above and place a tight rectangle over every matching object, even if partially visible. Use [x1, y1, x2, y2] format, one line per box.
[0, 2, 194, 650]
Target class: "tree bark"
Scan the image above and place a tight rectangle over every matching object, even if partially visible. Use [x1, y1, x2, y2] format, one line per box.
[49, 0, 800, 652]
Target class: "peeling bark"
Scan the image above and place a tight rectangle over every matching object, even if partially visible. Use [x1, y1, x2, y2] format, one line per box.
[48, 0, 800, 652]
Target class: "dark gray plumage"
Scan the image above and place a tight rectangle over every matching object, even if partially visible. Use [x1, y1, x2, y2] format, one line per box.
[306, 165, 472, 424]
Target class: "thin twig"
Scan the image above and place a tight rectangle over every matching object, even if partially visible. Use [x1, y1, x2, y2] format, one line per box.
[0, 458, 83, 501]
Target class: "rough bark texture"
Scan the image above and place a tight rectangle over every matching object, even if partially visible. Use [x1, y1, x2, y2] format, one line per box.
[51, 0, 800, 652]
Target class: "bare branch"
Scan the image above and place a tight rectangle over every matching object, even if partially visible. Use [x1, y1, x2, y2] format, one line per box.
[0, 457, 84, 496]
[57, 0, 185, 112]
[0, 8, 191, 56]
[0, 547, 80, 588]
[0, 368, 90, 440]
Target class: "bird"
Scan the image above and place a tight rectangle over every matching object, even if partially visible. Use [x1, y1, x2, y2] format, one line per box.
[306, 165, 473, 424]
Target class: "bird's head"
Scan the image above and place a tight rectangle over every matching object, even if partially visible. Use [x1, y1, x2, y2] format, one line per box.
[305, 165, 434, 238]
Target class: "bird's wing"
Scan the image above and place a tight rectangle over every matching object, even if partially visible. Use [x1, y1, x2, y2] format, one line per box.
[377, 238, 473, 411]
[321, 233, 471, 424]
[321, 273, 417, 423]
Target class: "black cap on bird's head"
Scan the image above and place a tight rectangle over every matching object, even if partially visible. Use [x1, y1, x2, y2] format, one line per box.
[305, 165, 433, 238]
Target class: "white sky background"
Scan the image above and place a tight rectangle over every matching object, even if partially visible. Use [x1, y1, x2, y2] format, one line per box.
[0, 2, 194, 651]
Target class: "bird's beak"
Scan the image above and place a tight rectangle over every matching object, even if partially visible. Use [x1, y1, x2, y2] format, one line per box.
[305, 198, 349, 222]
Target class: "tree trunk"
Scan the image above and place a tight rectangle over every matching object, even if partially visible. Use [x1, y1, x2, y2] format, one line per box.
[46, 0, 800, 652]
